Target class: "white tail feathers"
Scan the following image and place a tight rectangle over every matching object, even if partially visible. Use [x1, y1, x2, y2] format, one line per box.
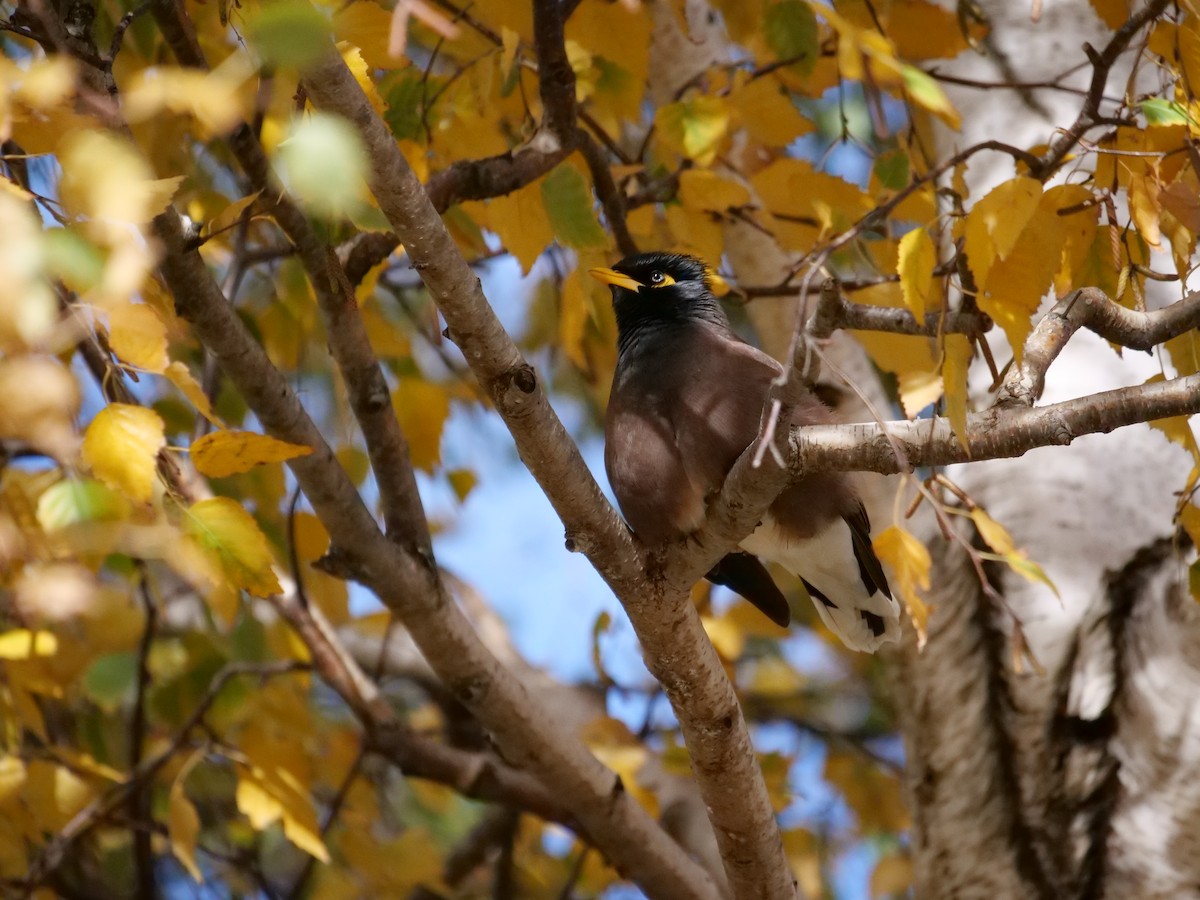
[740, 517, 901, 653]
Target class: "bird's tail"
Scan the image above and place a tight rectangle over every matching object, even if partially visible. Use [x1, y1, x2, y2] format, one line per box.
[741, 515, 900, 653]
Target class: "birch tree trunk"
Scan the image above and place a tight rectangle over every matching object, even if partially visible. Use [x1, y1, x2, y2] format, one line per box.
[900, 3, 1200, 897]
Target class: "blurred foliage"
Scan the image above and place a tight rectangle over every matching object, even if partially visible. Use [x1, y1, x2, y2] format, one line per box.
[0, 0, 1199, 896]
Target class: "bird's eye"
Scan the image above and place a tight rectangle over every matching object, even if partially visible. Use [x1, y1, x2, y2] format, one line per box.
[650, 271, 665, 284]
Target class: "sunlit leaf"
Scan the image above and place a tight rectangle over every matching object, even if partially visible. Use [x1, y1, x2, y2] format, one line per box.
[0, 630, 58, 659]
[483, 180, 555, 273]
[942, 333, 972, 453]
[185, 498, 282, 598]
[81, 404, 165, 504]
[655, 96, 731, 167]
[873, 526, 931, 646]
[393, 379, 451, 472]
[169, 756, 204, 882]
[164, 361, 220, 426]
[0, 356, 80, 461]
[107, 302, 169, 373]
[36, 478, 130, 530]
[897, 227, 936, 319]
[191, 430, 313, 479]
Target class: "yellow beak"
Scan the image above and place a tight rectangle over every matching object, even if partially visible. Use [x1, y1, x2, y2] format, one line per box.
[588, 267, 643, 292]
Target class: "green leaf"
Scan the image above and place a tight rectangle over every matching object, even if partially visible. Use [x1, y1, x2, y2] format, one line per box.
[36, 479, 130, 531]
[541, 164, 609, 250]
[83, 652, 138, 713]
[246, 0, 331, 69]
[276, 112, 368, 219]
[1140, 98, 1192, 126]
[874, 150, 910, 192]
[382, 70, 430, 141]
[764, 0, 818, 75]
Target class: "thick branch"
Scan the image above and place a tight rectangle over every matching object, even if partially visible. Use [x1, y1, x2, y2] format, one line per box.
[664, 372, 1199, 597]
[153, 0, 429, 556]
[997, 288, 1200, 407]
[532, 0, 576, 145]
[800, 281, 992, 340]
[151, 207, 716, 899]
[301, 50, 794, 900]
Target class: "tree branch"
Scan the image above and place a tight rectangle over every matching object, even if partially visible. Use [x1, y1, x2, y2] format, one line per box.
[532, 0, 576, 146]
[150, 205, 718, 899]
[1033, 0, 1171, 179]
[996, 288, 1200, 407]
[152, 0, 431, 558]
[300, 49, 794, 900]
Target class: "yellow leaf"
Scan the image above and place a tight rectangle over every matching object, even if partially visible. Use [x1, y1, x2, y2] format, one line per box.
[728, 74, 814, 147]
[558, 270, 592, 373]
[1180, 503, 1200, 548]
[1127, 169, 1163, 247]
[59, 132, 184, 243]
[185, 497, 282, 597]
[483, 180, 554, 274]
[339, 43, 387, 115]
[665, 204, 724, 264]
[898, 369, 943, 418]
[1005, 554, 1060, 597]
[333, 1, 396, 69]
[582, 718, 658, 816]
[678, 168, 751, 212]
[897, 227, 936, 319]
[191, 430, 313, 478]
[975, 199, 1064, 360]
[655, 96, 730, 167]
[0, 756, 26, 806]
[393, 379, 450, 472]
[871, 853, 914, 897]
[25, 760, 93, 832]
[942, 333, 972, 453]
[873, 526, 931, 646]
[123, 61, 251, 138]
[0, 629, 58, 659]
[169, 765, 203, 882]
[107, 302, 168, 373]
[970, 508, 1015, 554]
[206, 190, 262, 237]
[901, 64, 961, 129]
[12, 56, 77, 110]
[236, 768, 330, 862]
[0, 356, 80, 461]
[81, 404, 165, 503]
[164, 361, 220, 426]
[701, 614, 745, 660]
[1089, 0, 1132, 29]
[963, 177, 1042, 287]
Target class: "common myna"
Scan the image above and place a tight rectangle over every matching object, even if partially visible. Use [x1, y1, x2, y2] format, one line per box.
[590, 252, 899, 653]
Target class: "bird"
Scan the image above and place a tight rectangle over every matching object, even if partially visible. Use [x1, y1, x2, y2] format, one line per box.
[590, 251, 899, 653]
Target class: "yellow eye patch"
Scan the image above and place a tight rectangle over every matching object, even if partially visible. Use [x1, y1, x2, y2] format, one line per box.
[649, 272, 676, 288]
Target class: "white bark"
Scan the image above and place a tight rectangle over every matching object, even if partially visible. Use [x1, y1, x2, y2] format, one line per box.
[907, 2, 1200, 896]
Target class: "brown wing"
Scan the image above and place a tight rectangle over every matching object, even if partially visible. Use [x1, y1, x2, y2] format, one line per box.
[668, 326, 783, 496]
[604, 389, 708, 545]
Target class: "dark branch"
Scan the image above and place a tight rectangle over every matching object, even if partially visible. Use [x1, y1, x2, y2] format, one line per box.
[1033, 0, 1171, 179]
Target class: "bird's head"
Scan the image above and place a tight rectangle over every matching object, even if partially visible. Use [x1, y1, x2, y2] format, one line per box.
[588, 252, 729, 350]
